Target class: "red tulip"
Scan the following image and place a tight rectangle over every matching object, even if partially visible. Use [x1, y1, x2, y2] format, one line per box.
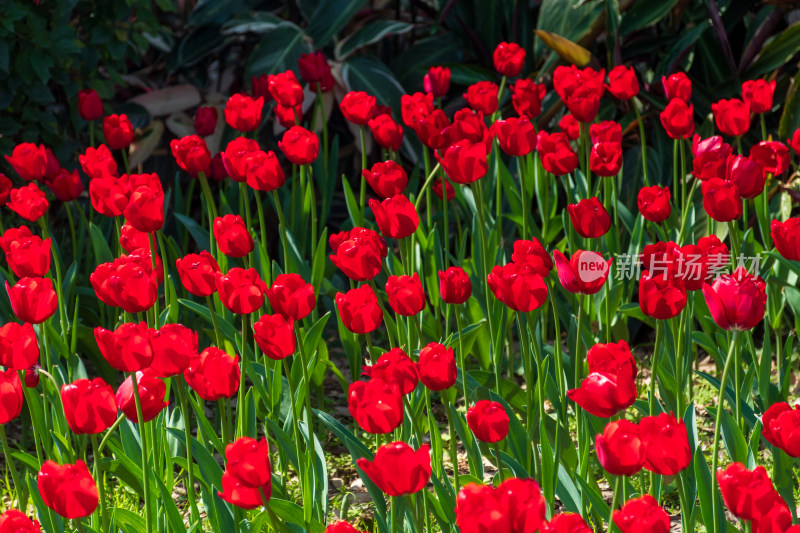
[245, 149, 285, 192]
[267, 71, 304, 108]
[38, 460, 98, 519]
[90, 259, 157, 313]
[278, 126, 319, 165]
[553, 249, 611, 295]
[370, 194, 419, 240]
[763, 402, 800, 457]
[567, 365, 636, 418]
[558, 113, 580, 140]
[253, 313, 296, 360]
[149, 323, 199, 377]
[742, 79, 776, 114]
[325, 522, 363, 533]
[60, 377, 117, 434]
[79, 144, 118, 180]
[712, 98, 750, 137]
[5, 143, 47, 182]
[365, 348, 418, 395]
[78, 88, 103, 121]
[595, 419, 645, 476]
[193, 105, 218, 136]
[438, 266, 472, 304]
[436, 139, 488, 184]
[424, 66, 451, 97]
[6, 277, 57, 324]
[455, 478, 546, 533]
[339, 91, 377, 126]
[493, 117, 536, 157]
[553, 65, 605, 123]
[224, 93, 264, 132]
[412, 109, 450, 149]
[662, 72, 691, 102]
[368, 114, 403, 151]
[717, 463, 786, 523]
[639, 412, 692, 475]
[124, 185, 164, 233]
[701, 177, 742, 222]
[590, 121, 622, 144]
[692, 140, 731, 182]
[466, 400, 509, 443]
[170, 135, 212, 177]
[176, 251, 220, 297]
[102, 114, 135, 150]
[224, 437, 272, 488]
[5, 234, 50, 278]
[417, 342, 456, 391]
[511, 238, 553, 276]
[541, 512, 592, 533]
[330, 230, 386, 282]
[0, 369, 23, 424]
[116, 369, 167, 423]
[362, 160, 408, 199]
[218, 471, 271, 509]
[771, 218, 800, 261]
[463, 81, 499, 115]
[401, 92, 435, 127]
[44, 168, 82, 202]
[0, 174, 11, 206]
[790, 128, 800, 156]
[432, 176, 455, 202]
[586, 340, 637, 377]
[486, 262, 548, 312]
[274, 103, 302, 128]
[210, 153, 227, 181]
[213, 215, 253, 258]
[725, 154, 764, 199]
[755, 505, 793, 533]
[637, 185, 671, 223]
[184, 347, 240, 401]
[511, 78, 546, 119]
[356, 442, 431, 496]
[298, 51, 334, 92]
[567, 197, 611, 238]
[216, 267, 265, 314]
[222, 137, 260, 183]
[250, 74, 270, 101]
[493, 42, 525, 77]
[335, 285, 383, 334]
[95, 322, 153, 372]
[639, 270, 687, 320]
[264, 273, 316, 321]
[613, 495, 670, 533]
[589, 142, 623, 177]
[607, 65, 639, 100]
[750, 141, 790, 177]
[348, 378, 403, 434]
[537, 131, 578, 175]
[385, 273, 426, 316]
[660, 99, 695, 139]
[0, 322, 38, 370]
[7, 183, 48, 222]
[702, 267, 766, 331]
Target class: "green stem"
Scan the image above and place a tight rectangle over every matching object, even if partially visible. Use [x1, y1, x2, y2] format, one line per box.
[271, 190, 291, 273]
[455, 307, 468, 406]
[0, 424, 23, 509]
[608, 476, 622, 533]
[130, 372, 152, 533]
[205, 295, 224, 347]
[254, 191, 271, 284]
[711, 332, 740, 533]
[175, 379, 200, 525]
[237, 314, 249, 437]
[91, 434, 108, 532]
[471, 181, 497, 391]
[493, 441, 504, 481]
[359, 126, 368, 224]
[445, 399, 460, 492]
[633, 101, 650, 186]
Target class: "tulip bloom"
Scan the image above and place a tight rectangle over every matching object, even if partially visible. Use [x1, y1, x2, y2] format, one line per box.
[253, 313, 296, 360]
[222, 137, 260, 183]
[717, 463, 786, 523]
[170, 135, 212, 177]
[455, 478, 546, 533]
[401, 92, 435, 127]
[38, 460, 99, 519]
[537, 132, 578, 175]
[541, 513, 592, 533]
[5, 143, 47, 182]
[78, 88, 103, 121]
[660, 99, 694, 139]
[264, 273, 316, 321]
[662, 72, 691, 102]
[216, 268, 265, 315]
[368, 114, 403, 151]
[224, 437, 272, 488]
[6, 277, 58, 324]
[184, 347, 240, 401]
[418, 342, 457, 391]
[330, 228, 386, 282]
[638, 185, 671, 223]
[95, 322, 153, 372]
[224, 93, 264, 132]
[567, 197, 611, 238]
[267, 71, 304, 108]
[726, 154, 765, 199]
[590, 141, 623, 176]
[365, 348, 418, 395]
[176, 251, 221, 297]
[607, 65, 639, 100]
[325, 522, 363, 533]
[486, 262, 548, 312]
[278, 126, 319, 165]
[298, 51, 334, 92]
[702, 267, 766, 330]
[335, 285, 382, 334]
[771, 218, 800, 261]
[6, 183, 48, 222]
[412, 109, 450, 149]
[340, 91, 377, 125]
[595, 419, 645, 476]
[438, 266, 472, 304]
[762, 402, 800, 457]
[149, 323, 199, 377]
[385, 273, 426, 316]
[60, 378, 118, 434]
[0, 322, 39, 370]
[590, 121, 622, 144]
[194, 105, 218, 136]
[103, 114, 135, 150]
[348, 378, 403, 434]
[369, 194, 419, 240]
[356, 442, 431, 496]
[639, 270, 687, 320]
[712, 98, 751, 137]
[89, 174, 130, 217]
[742, 79, 776, 114]
[435, 139, 488, 184]
[79, 144, 118, 180]
[116, 370, 168, 423]
[0, 369, 23, 424]
[124, 185, 164, 233]
[90, 259, 158, 313]
[432, 177, 455, 202]
[558, 113, 579, 139]
[493, 41, 525, 77]
[750, 140, 790, 177]
[511, 238, 553, 276]
[639, 412, 692, 475]
[493, 117, 536, 157]
[568, 365, 636, 418]
[5, 235, 51, 278]
[553, 250, 611, 295]
[466, 400, 509, 443]
[586, 340, 638, 377]
[218, 471, 271, 509]
[612, 495, 671, 533]
[362, 161, 408, 199]
[511, 78, 546, 119]
[424, 66, 450, 97]
[693, 142, 732, 182]
[213, 215, 254, 258]
[701, 178, 742, 222]
[463, 81, 499, 115]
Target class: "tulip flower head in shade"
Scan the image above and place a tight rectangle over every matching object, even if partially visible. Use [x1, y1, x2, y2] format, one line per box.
[511, 79, 546, 120]
[298, 51, 335, 92]
[702, 267, 766, 331]
[0, 369, 24, 424]
[102, 114, 135, 150]
[612, 495, 671, 533]
[423, 66, 450, 97]
[193, 105, 218, 136]
[606, 65, 639, 100]
[356, 442, 431, 496]
[5, 142, 47, 182]
[38, 460, 99, 519]
[638, 185, 671, 223]
[712, 98, 751, 137]
[78, 88, 103, 121]
[224, 93, 264, 133]
[567, 197, 611, 238]
[553, 250, 612, 295]
[662, 72, 691, 102]
[492, 41, 526, 77]
[267, 71, 304, 108]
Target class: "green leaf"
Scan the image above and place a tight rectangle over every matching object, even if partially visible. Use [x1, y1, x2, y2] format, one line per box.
[341, 55, 406, 114]
[175, 213, 210, 252]
[268, 499, 325, 532]
[306, 0, 368, 48]
[619, 0, 679, 36]
[336, 20, 414, 59]
[744, 22, 800, 79]
[247, 25, 310, 77]
[89, 222, 114, 265]
[221, 11, 288, 34]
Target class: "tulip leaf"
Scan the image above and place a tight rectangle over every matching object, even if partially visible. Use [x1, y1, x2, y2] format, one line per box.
[174, 213, 210, 255]
[447, 403, 484, 480]
[110, 507, 146, 533]
[574, 475, 610, 522]
[154, 473, 187, 533]
[268, 498, 326, 532]
[89, 222, 114, 266]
